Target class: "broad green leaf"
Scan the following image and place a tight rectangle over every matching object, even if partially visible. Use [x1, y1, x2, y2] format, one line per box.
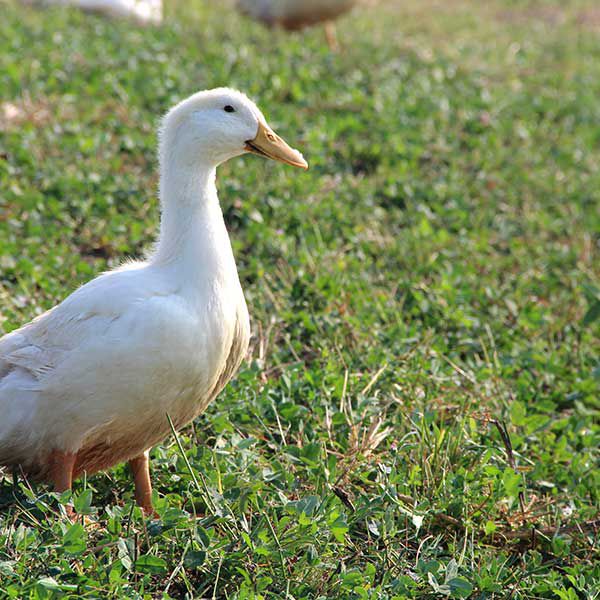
[135, 555, 167, 575]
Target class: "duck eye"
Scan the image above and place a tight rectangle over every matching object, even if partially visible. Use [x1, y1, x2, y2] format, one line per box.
[224, 105, 235, 113]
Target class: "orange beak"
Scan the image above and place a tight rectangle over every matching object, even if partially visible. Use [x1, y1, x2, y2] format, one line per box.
[245, 121, 308, 169]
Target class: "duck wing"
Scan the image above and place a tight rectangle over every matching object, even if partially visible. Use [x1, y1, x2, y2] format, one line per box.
[0, 263, 178, 455]
[0, 264, 154, 385]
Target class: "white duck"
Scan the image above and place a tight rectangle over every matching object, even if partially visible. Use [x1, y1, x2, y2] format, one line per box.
[23, 0, 163, 25]
[0, 88, 307, 514]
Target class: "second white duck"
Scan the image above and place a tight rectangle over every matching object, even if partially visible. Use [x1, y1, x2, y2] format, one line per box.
[23, 0, 163, 25]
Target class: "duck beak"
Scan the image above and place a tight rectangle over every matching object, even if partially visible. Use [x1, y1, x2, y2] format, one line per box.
[245, 121, 308, 169]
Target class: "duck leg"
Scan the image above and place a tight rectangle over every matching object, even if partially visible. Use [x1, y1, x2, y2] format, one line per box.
[129, 451, 154, 515]
[324, 21, 339, 52]
[48, 449, 76, 517]
[48, 449, 76, 492]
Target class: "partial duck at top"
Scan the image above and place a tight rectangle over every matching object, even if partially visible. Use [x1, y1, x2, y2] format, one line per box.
[23, 0, 163, 25]
[0, 88, 307, 515]
[237, 0, 368, 50]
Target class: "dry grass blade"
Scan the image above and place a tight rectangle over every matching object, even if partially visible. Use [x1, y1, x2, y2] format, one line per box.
[348, 416, 393, 459]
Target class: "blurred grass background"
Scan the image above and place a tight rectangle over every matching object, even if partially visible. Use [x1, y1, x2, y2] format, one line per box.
[0, 0, 599, 597]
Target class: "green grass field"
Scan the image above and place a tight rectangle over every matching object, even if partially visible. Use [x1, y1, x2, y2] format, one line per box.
[1, 0, 599, 597]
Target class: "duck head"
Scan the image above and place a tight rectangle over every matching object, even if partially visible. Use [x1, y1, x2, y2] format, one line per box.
[159, 88, 308, 170]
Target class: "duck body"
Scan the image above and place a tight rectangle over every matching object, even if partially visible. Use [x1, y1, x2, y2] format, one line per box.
[0, 174, 249, 480]
[0, 88, 307, 509]
[23, 0, 163, 25]
[237, 0, 357, 30]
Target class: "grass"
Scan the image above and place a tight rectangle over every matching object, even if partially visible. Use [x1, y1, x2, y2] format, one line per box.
[0, 0, 599, 597]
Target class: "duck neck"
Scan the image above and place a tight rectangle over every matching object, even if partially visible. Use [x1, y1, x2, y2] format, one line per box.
[151, 159, 237, 285]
